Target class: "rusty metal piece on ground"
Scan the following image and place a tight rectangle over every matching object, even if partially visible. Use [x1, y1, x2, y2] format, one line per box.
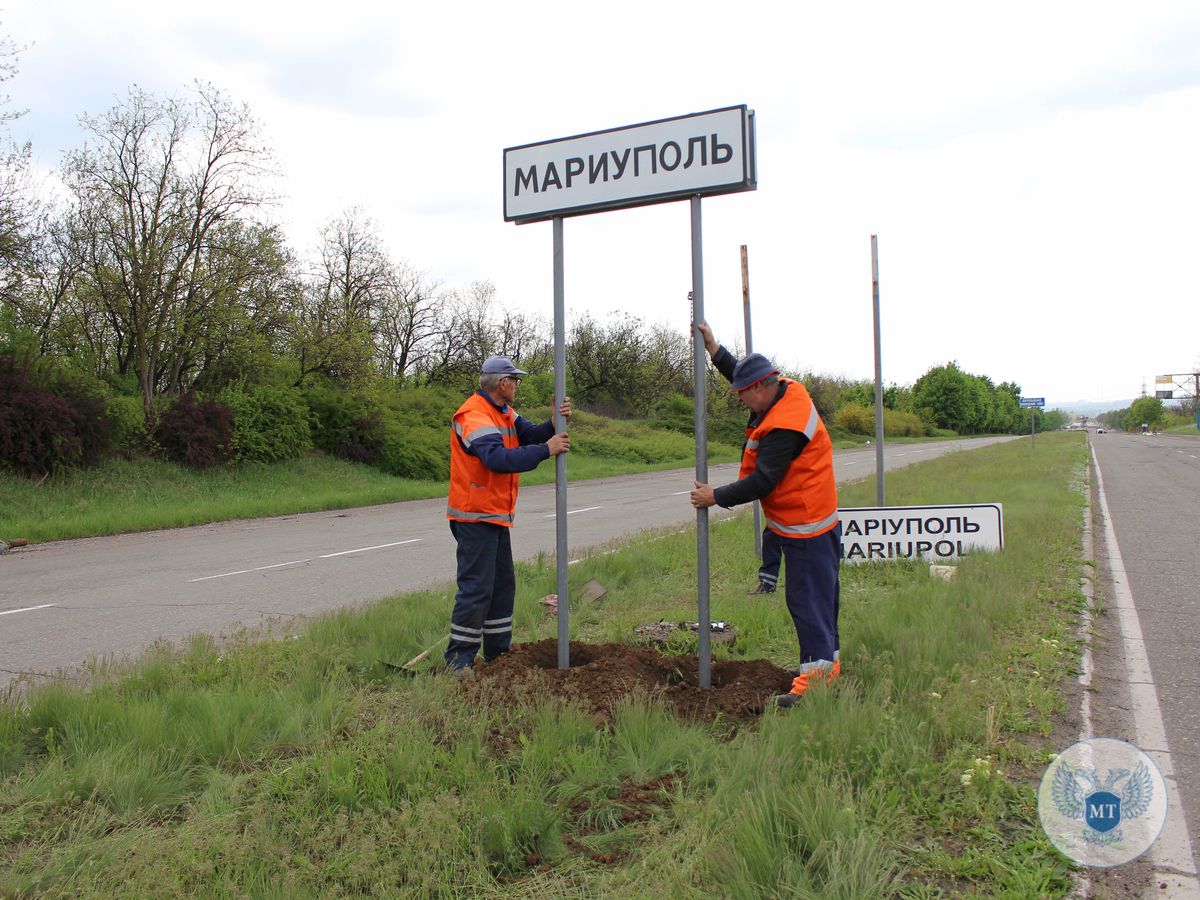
[400, 647, 432, 670]
[380, 638, 442, 676]
[580, 578, 607, 603]
[633, 620, 737, 647]
[537, 594, 559, 616]
[0, 538, 27, 553]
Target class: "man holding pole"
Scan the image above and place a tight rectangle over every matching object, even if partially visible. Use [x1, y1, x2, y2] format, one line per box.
[690, 323, 842, 709]
[444, 355, 571, 675]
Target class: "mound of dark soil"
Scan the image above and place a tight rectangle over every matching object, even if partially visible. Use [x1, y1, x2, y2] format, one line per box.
[469, 639, 793, 727]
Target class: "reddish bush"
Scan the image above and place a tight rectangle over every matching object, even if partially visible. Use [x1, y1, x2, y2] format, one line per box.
[0, 352, 111, 478]
[154, 393, 235, 469]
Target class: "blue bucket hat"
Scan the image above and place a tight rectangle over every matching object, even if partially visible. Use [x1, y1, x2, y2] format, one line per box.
[481, 355, 528, 377]
[731, 353, 779, 392]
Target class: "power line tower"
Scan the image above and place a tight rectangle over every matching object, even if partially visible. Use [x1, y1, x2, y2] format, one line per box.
[1155, 372, 1200, 428]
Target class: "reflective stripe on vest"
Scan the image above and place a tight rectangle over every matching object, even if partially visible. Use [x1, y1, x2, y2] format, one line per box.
[455, 421, 516, 447]
[445, 505, 515, 525]
[764, 508, 840, 536]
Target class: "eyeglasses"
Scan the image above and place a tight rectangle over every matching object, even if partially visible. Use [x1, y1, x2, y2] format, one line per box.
[502, 376, 521, 384]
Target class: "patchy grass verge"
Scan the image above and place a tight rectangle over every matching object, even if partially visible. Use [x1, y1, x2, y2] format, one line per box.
[0, 433, 1087, 896]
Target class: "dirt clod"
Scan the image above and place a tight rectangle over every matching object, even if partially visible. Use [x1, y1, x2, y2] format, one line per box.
[469, 639, 793, 727]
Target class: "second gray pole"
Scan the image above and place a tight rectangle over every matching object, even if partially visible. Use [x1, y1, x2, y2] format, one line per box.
[691, 196, 711, 689]
[553, 217, 569, 669]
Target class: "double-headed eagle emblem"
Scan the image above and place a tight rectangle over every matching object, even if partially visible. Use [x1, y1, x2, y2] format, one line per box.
[1052, 760, 1155, 843]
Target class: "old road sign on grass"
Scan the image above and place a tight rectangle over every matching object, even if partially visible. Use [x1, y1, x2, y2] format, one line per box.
[839, 504, 1004, 563]
[503, 105, 756, 223]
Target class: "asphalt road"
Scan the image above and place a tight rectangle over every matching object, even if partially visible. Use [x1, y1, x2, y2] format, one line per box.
[1089, 430, 1200, 884]
[0, 436, 1012, 690]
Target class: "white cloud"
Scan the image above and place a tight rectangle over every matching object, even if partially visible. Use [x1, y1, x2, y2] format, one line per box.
[5, 0, 1199, 401]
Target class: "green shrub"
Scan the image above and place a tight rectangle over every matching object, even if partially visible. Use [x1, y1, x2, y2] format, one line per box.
[304, 384, 384, 465]
[571, 413, 697, 464]
[47, 373, 112, 469]
[0, 351, 113, 477]
[106, 394, 148, 454]
[376, 421, 450, 480]
[834, 403, 875, 435]
[377, 383, 461, 430]
[155, 394, 235, 469]
[835, 402, 932, 438]
[221, 386, 313, 463]
[658, 393, 695, 435]
[511, 372, 555, 410]
[883, 408, 928, 437]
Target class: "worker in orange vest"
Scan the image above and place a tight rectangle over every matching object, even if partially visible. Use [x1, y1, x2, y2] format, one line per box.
[445, 355, 571, 674]
[690, 323, 842, 709]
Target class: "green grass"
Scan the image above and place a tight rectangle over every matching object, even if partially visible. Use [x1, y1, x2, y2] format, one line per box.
[0, 412, 741, 544]
[0, 408, 987, 546]
[0, 433, 1089, 896]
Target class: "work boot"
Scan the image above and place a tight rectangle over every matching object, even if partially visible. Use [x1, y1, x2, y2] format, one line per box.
[747, 582, 776, 595]
[775, 691, 802, 710]
[448, 665, 476, 682]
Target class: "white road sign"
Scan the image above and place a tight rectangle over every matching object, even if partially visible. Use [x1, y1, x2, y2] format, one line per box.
[503, 105, 756, 223]
[839, 504, 1004, 564]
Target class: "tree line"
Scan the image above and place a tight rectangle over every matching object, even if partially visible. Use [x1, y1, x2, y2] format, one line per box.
[1, 70, 1052, 480]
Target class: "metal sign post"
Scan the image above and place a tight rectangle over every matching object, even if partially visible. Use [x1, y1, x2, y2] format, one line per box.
[692, 200, 712, 688]
[1019, 397, 1044, 447]
[505, 106, 757, 674]
[871, 235, 885, 506]
[741, 245, 762, 561]
[553, 217, 569, 669]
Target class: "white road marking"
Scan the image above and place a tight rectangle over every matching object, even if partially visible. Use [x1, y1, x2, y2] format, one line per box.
[543, 506, 602, 518]
[319, 539, 421, 558]
[0, 603, 57, 617]
[189, 540, 422, 582]
[189, 559, 312, 582]
[1092, 445, 1200, 893]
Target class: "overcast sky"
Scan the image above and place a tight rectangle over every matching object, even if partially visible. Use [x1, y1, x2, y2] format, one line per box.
[6, 2, 1199, 406]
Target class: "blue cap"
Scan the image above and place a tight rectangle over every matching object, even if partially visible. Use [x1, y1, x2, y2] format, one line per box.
[481, 355, 528, 377]
[731, 353, 779, 391]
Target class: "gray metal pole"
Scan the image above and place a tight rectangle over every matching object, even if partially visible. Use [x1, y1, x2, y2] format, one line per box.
[1031, 410, 1036, 449]
[741, 245, 762, 560]
[692, 196, 711, 689]
[871, 235, 885, 506]
[553, 217, 569, 669]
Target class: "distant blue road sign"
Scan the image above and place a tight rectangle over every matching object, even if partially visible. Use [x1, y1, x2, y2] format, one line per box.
[1020, 397, 1045, 408]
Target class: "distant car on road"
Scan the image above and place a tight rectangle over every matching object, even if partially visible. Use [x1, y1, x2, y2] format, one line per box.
[1097, 427, 1106, 434]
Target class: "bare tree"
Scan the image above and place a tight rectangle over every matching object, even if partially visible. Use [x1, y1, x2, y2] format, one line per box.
[0, 21, 27, 126]
[373, 261, 446, 381]
[418, 280, 498, 384]
[290, 208, 390, 385]
[0, 21, 34, 309]
[62, 82, 277, 414]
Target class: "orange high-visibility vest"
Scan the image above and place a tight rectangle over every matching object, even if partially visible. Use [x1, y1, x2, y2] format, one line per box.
[447, 393, 520, 526]
[740, 378, 839, 538]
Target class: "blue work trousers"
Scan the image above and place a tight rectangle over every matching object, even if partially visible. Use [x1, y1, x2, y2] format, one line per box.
[758, 526, 782, 589]
[444, 521, 515, 669]
[779, 523, 842, 667]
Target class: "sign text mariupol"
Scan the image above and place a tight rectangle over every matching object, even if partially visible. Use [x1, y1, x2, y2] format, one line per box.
[504, 106, 756, 223]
